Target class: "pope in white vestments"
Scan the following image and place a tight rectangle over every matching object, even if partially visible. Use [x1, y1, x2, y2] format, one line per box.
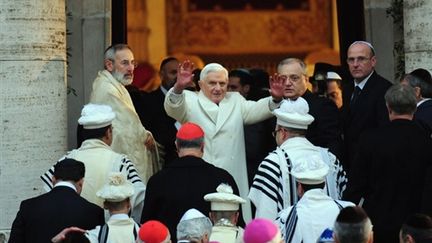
[164, 61, 285, 222]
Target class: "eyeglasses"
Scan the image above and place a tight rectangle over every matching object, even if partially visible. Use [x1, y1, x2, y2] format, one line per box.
[346, 56, 372, 64]
[272, 128, 283, 137]
[280, 74, 303, 83]
[110, 59, 138, 68]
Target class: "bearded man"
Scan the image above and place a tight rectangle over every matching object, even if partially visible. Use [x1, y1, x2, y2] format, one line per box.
[89, 44, 158, 182]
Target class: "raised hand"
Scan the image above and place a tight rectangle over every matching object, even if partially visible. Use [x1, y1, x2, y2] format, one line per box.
[269, 73, 286, 102]
[51, 227, 86, 243]
[173, 60, 195, 94]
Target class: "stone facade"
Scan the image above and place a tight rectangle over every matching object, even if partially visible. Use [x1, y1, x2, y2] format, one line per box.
[0, 0, 67, 241]
[404, 0, 432, 72]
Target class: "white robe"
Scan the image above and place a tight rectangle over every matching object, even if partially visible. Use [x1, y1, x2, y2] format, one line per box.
[276, 189, 354, 243]
[249, 137, 347, 220]
[164, 89, 279, 222]
[86, 214, 139, 243]
[40, 139, 146, 222]
[90, 70, 159, 182]
[210, 225, 244, 243]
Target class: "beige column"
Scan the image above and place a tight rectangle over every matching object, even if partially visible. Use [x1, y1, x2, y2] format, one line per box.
[66, 0, 111, 149]
[364, 0, 395, 82]
[0, 0, 67, 239]
[404, 0, 432, 72]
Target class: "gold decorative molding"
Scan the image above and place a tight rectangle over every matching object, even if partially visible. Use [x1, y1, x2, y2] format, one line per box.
[167, 0, 332, 55]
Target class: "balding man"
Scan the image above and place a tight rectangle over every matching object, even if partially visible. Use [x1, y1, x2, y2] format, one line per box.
[342, 41, 392, 169]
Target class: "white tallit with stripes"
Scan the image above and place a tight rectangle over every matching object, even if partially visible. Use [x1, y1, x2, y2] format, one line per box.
[248, 137, 347, 220]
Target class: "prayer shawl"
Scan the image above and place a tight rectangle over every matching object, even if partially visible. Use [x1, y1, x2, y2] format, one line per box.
[275, 189, 354, 243]
[210, 225, 244, 243]
[40, 139, 146, 222]
[248, 137, 347, 220]
[90, 70, 160, 182]
[86, 214, 140, 243]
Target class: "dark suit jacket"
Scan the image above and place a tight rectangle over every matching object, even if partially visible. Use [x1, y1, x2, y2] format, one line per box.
[343, 119, 432, 243]
[9, 185, 104, 243]
[302, 90, 343, 158]
[128, 87, 178, 164]
[341, 71, 392, 168]
[414, 99, 432, 136]
[140, 155, 242, 242]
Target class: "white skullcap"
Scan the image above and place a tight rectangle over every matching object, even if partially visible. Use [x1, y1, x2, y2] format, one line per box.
[273, 97, 314, 130]
[78, 103, 116, 129]
[96, 172, 134, 202]
[291, 155, 329, 185]
[204, 183, 246, 211]
[179, 208, 206, 222]
[327, 72, 342, 80]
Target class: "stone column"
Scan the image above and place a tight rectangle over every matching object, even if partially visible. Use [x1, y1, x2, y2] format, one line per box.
[404, 0, 432, 72]
[0, 0, 66, 240]
[364, 0, 395, 82]
[66, 0, 111, 149]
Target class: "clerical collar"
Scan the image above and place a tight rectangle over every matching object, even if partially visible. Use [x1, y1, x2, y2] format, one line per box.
[354, 71, 374, 90]
[109, 213, 130, 220]
[417, 98, 431, 107]
[54, 181, 77, 192]
[160, 85, 168, 95]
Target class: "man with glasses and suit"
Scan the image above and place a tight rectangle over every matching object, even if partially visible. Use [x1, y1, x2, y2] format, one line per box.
[342, 41, 392, 170]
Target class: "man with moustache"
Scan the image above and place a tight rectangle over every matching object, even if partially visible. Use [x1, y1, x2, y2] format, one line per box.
[90, 44, 158, 182]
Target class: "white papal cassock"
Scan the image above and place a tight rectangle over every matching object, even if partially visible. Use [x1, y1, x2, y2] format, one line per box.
[164, 89, 280, 222]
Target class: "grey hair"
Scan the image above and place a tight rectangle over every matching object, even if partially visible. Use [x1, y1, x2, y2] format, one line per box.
[211, 211, 237, 222]
[176, 137, 204, 149]
[200, 63, 228, 81]
[404, 74, 432, 98]
[334, 218, 373, 243]
[349, 41, 376, 56]
[277, 58, 307, 75]
[104, 44, 132, 61]
[177, 217, 213, 242]
[385, 83, 417, 115]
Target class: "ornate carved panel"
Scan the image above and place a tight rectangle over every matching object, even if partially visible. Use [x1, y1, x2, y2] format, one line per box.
[166, 0, 332, 55]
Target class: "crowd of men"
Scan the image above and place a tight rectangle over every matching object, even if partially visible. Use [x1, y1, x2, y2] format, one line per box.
[8, 41, 432, 243]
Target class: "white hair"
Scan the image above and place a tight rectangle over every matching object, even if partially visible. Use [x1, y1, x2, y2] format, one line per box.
[200, 63, 228, 81]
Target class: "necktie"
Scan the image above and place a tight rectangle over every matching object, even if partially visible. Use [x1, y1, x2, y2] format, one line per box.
[350, 86, 362, 107]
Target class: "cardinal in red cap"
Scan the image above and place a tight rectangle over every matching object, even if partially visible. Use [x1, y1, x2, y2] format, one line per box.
[138, 220, 171, 243]
[176, 122, 205, 140]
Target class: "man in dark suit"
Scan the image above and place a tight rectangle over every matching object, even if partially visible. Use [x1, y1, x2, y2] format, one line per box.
[401, 68, 432, 136]
[140, 122, 242, 242]
[129, 57, 180, 165]
[276, 58, 343, 158]
[9, 159, 104, 243]
[343, 84, 432, 243]
[341, 41, 392, 169]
